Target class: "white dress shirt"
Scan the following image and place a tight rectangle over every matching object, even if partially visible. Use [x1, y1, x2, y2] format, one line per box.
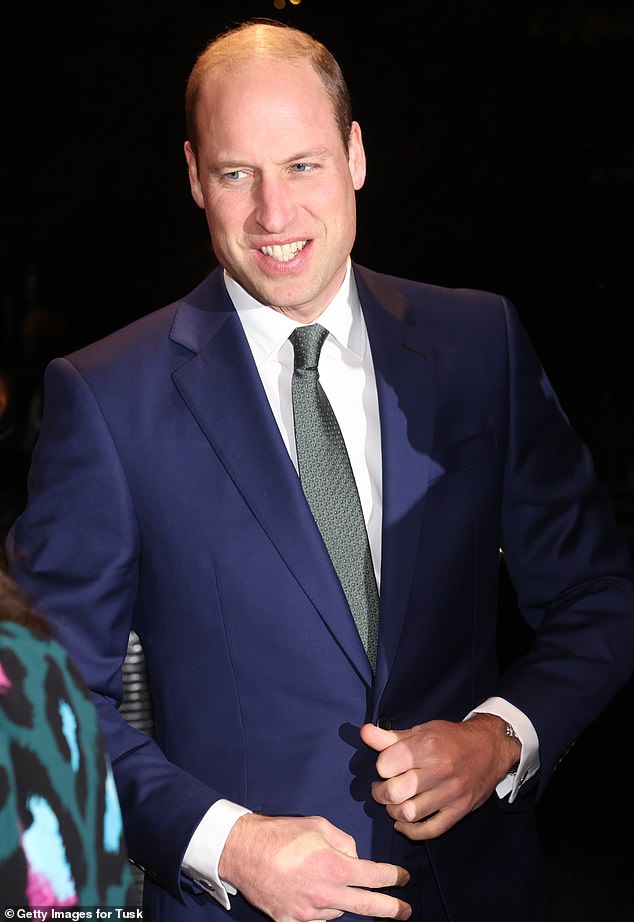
[182, 264, 539, 905]
[225, 263, 383, 588]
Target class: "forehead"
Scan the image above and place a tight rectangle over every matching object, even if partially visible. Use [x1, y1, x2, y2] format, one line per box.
[196, 57, 338, 152]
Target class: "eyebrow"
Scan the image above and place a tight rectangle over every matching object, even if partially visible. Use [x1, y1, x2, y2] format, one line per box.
[213, 147, 334, 171]
[286, 147, 332, 162]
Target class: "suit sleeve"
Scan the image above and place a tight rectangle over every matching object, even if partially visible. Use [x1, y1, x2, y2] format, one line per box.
[495, 299, 634, 794]
[6, 356, 219, 900]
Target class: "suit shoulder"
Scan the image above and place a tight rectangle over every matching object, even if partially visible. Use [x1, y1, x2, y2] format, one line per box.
[352, 264, 520, 348]
[62, 273, 221, 377]
[68, 302, 178, 368]
[354, 263, 508, 313]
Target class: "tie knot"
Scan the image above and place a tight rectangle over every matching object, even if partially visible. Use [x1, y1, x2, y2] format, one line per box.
[289, 324, 329, 371]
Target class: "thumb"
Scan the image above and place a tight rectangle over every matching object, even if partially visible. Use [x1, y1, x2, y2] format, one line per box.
[360, 721, 404, 753]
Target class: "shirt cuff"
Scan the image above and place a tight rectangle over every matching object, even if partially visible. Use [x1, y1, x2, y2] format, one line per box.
[182, 799, 252, 909]
[466, 696, 540, 802]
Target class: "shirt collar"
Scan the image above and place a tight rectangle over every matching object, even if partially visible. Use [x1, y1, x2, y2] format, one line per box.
[224, 261, 366, 368]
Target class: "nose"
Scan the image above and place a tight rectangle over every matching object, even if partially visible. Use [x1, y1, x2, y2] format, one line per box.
[253, 174, 296, 233]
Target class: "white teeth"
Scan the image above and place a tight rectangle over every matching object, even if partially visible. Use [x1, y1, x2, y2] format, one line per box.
[260, 240, 307, 262]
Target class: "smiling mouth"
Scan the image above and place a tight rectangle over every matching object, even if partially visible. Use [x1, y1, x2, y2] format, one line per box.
[259, 240, 308, 262]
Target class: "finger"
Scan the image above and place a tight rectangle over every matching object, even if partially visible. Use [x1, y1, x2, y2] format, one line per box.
[373, 775, 447, 825]
[348, 857, 411, 890]
[308, 858, 411, 921]
[392, 800, 466, 841]
[393, 812, 448, 841]
[337, 888, 412, 920]
[371, 769, 422, 807]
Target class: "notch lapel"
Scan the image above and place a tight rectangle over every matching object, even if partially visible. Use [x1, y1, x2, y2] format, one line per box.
[355, 266, 437, 699]
[170, 271, 373, 683]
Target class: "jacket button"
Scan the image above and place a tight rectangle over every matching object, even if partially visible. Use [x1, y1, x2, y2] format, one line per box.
[377, 715, 392, 730]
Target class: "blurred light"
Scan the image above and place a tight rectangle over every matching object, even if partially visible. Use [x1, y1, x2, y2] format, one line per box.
[273, 0, 285, 8]
[289, 0, 302, 5]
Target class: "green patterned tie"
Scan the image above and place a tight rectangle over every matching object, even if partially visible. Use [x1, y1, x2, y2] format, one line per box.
[289, 323, 379, 671]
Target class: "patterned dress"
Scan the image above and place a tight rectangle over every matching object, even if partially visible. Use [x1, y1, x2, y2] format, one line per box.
[0, 620, 134, 907]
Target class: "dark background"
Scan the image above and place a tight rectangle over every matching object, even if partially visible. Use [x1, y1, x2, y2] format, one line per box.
[2, 2, 633, 918]
[2, 0, 634, 484]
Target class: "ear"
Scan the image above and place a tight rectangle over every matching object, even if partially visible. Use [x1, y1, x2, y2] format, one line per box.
[348, 121, 367, 191]
[184, 140, 205, 209]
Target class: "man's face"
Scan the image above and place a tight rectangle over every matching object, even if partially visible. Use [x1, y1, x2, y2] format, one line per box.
[185, 57, 366, 323]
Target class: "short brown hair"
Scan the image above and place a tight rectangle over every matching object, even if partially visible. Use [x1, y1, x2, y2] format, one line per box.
[0, 563, 50, 638]
[185, 20, 353, 157]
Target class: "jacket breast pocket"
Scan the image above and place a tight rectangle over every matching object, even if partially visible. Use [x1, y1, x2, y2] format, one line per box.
[429, 429, 497, 482]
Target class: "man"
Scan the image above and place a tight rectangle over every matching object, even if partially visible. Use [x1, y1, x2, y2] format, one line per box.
[7, 20, 634, 922]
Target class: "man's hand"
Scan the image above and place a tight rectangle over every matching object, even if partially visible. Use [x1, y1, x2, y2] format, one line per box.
[218, 812, 412, 922]
[360, 713, 521, 840]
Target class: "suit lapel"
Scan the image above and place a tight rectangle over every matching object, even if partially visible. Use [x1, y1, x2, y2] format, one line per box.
[168, 267, 436, 690]
[169, 270, 373, 683]
[355, 266, 436, 699]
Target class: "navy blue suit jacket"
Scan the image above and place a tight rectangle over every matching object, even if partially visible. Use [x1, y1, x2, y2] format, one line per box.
[8, 264, 634, 921]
